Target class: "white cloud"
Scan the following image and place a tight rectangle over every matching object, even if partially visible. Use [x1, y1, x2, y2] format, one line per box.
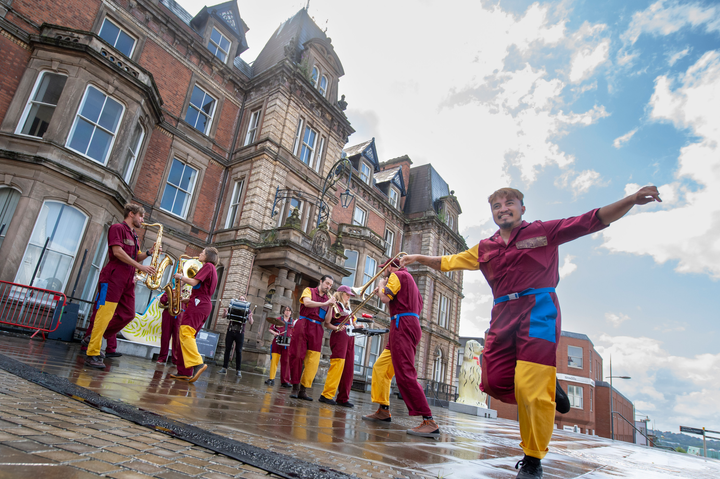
[569, 39, 610, 83]
[600, 51, 720, 279]
[613, 128, 638, 148]
[668, 47, 691, 66]
[556, 168, 606, 196]
[621, 1, 720, 47]
[605, 312, 631, 327]
[596, 334, 720, 430]
[558, 254, 577, 279]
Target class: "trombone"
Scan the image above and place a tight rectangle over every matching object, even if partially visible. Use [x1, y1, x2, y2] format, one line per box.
[333, 252, 407, 327]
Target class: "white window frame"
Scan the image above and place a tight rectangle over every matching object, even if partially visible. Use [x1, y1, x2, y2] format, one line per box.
[79, 225, 108, 327]
[438, 294, 450, 328]
[433, 348, 445, 383]
[352, 206, 366, 226]
[244, 109, 261, 146]
[443, 247, 453, 279]
[123, 123, 145, 183]
[384, 229, 395, 257]
[363, 256, 377, 289]
[342, 249, 358, 287]
[279, 197, 303, 228]
[319, 75, 328, 97]
[185, 85, 216, 135]
[568, 385, 583, 409]
[225, 179, 244, 228]
[160, 158, 198, 219]
[568, 346, 583, 369]
[366, 335, 383, 379]
[66, 84, 125, 166]
[98, 17, 137, 57]
[311, 66, 319, 88]
[208, 27, 231, 63]
[16, 71, 68, 138]
[315, 136, 325, 173]
[0, 187, 21, 249]
[14, 201, 89, 292]
[293, 118, 304, 155]
[388, 186, 399, 208]
[299, 125, 318, 167]
[360, 162, 371, 184]
[354, 334, 367, 375]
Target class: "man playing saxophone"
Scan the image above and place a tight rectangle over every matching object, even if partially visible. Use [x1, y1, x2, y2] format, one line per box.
[84, 203, 158, 369]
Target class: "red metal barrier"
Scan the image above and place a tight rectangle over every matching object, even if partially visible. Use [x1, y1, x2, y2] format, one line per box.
[0, 281, 66, 340]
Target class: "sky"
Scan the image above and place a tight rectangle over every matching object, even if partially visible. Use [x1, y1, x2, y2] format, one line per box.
[178, 0, 720, 434]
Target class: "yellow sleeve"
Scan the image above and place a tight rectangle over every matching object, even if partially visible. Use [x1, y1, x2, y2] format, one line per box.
[300, 287, 312, 304]
[441, 244, 480, 271]
[381, 273, 401, 300]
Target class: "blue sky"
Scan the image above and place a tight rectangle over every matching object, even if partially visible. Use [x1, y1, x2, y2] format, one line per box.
[180, 0, 720, 433]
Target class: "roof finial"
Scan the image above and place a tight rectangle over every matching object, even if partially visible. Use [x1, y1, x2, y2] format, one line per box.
[306, 0, 310, 11]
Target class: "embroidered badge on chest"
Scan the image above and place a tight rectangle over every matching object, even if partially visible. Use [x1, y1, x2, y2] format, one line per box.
[195, 298, 200, 306]
[515, 236, 548, 249]
[123, 239, 134, 246]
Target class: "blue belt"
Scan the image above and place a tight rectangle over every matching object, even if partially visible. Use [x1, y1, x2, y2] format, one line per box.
[390, 312, 419, 328]
[494, 288, 555, 305]
[299, 315, 322, 325]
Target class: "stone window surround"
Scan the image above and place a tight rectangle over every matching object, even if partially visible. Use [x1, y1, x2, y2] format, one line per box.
[155, 144, 209, 226]
[3, 58, 154, 183]
[178, 73, 225, 142]
[292, 116, 324, 172]
[223, 175, 247, 229]
[241, 99, 266, 147]
[202, 19, 238, 66]
[90, 6, 149, 63]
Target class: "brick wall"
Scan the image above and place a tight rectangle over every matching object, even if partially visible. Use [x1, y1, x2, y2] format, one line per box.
[192, 159, 224, 232]
[214, 100, 239, 152]
[0, 34, 31, 123]
[133, 126, 172, 205]
[138, 39, 193, 119]
[11, 0, 100, 32]
[367, 210, 385, 237]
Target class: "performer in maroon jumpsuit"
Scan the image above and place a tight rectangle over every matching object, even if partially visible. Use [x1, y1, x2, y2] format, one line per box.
[157, 292, 182, 364]
[84, 203, 156, 369]
[289, 275, 336, 401]
[265, 305, 294, 387]
[402, 185, 661, 479]
[169, 247, 218, 383]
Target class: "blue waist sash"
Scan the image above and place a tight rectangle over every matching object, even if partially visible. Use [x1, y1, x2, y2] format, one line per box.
[493, 287, 556, 305]
[299, 315, 322, 325]
[390, 312, 419, 328]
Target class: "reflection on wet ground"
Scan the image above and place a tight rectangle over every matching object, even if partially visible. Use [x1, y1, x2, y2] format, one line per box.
[1, 334, 719, 478]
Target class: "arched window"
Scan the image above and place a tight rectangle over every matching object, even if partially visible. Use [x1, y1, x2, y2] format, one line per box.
[134, 253, 174, 314]
[319, 75, 328, 97]
[15, 201, 88, 292]
[433, 347, 445, 383]
[311, 66, 319, 88]
[0, 187, 21, 248]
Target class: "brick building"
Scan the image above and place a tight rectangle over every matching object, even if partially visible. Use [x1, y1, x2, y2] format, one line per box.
[489, 331, 635, 443]
[0, 0, 464, 382]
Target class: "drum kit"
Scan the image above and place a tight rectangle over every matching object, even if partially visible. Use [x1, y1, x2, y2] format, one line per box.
[227, 299, 253, 324]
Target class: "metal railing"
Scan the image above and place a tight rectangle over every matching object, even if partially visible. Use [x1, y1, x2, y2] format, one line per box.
[612, 411, 667, 448]
[418, 378, 458, 406]
[0, 281, 66, 339]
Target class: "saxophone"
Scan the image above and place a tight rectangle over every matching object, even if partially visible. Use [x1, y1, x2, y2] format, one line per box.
[164, 254, 203, 316]
[135, 223, 172, 289]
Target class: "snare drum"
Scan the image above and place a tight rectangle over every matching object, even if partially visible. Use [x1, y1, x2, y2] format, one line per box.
[227, 299, 251, 323]
[276, 335, 291, 347]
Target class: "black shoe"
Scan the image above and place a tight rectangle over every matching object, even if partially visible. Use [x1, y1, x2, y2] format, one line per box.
[318, 395, 336, 405]
[336, 401, 354, 408]
[515, 455, 543, 479]
[555, 378, 570, 414]
[265, 379, 275, 386]
[105, 352, 122, 358]
[85, 356, 106, 369]
[290, 384, 300, 398]
[298, 385, 313, 401]
[281, 382, 292, 388]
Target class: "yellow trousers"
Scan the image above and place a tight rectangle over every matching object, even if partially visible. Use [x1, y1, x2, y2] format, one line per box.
[269, 353, 281, 380]
[300, 350, 321, 388]
[321, 358, 345, 399]
[87, 302, 117, 356]
[515, 360, 557, 459]
[370, 349, 395, 406]
[179, 325, 203, 369]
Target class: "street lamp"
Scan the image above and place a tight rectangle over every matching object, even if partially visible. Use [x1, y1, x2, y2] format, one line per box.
[606, 355, 631, 441]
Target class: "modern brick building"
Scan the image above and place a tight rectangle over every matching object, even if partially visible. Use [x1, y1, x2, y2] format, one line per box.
[489, 331, 636, 443]
[0, 0, 464, 385]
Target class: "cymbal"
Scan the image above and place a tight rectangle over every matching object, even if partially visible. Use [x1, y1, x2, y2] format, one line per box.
[265, 316, 286, 326]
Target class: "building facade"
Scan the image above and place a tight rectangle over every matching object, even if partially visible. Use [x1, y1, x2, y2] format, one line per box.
[0, 0, 464, 385]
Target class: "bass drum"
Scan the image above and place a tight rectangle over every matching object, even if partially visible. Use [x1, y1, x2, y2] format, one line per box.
[227, 299, 251, 323]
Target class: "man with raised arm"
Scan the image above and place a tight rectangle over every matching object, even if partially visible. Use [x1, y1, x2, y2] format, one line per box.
[401, 186, 661, 479]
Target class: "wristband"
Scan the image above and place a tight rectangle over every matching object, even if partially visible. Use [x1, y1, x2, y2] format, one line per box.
[146, 249, 152, 257]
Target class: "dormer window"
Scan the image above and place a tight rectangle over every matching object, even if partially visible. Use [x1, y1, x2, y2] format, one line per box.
[311, 67, 319, 87]
[360, 162, 371, 184]
[388, 187, 399, 209]
[310, 66, 329, 98]
[319, 75, 328, 97]
[98, 18, 136, 57]
[209, 27, 231, 63]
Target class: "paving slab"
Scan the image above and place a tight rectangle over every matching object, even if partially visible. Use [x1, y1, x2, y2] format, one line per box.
[0, 333, 719, 478]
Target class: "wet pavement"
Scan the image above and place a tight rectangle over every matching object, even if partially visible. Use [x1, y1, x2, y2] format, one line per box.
[1, 333, 719, 478]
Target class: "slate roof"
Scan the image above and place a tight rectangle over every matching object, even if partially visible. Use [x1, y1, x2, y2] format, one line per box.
[253, 8, 341, 78]
[373, 166, 401, 184]
[404, 164, 450, 215]
[191, 1, 249, 53]
[562, 331, 594, 345]
[160, 0, 193, 25]
[343, 138, 380, 172]
[343, 139, 373, 158]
